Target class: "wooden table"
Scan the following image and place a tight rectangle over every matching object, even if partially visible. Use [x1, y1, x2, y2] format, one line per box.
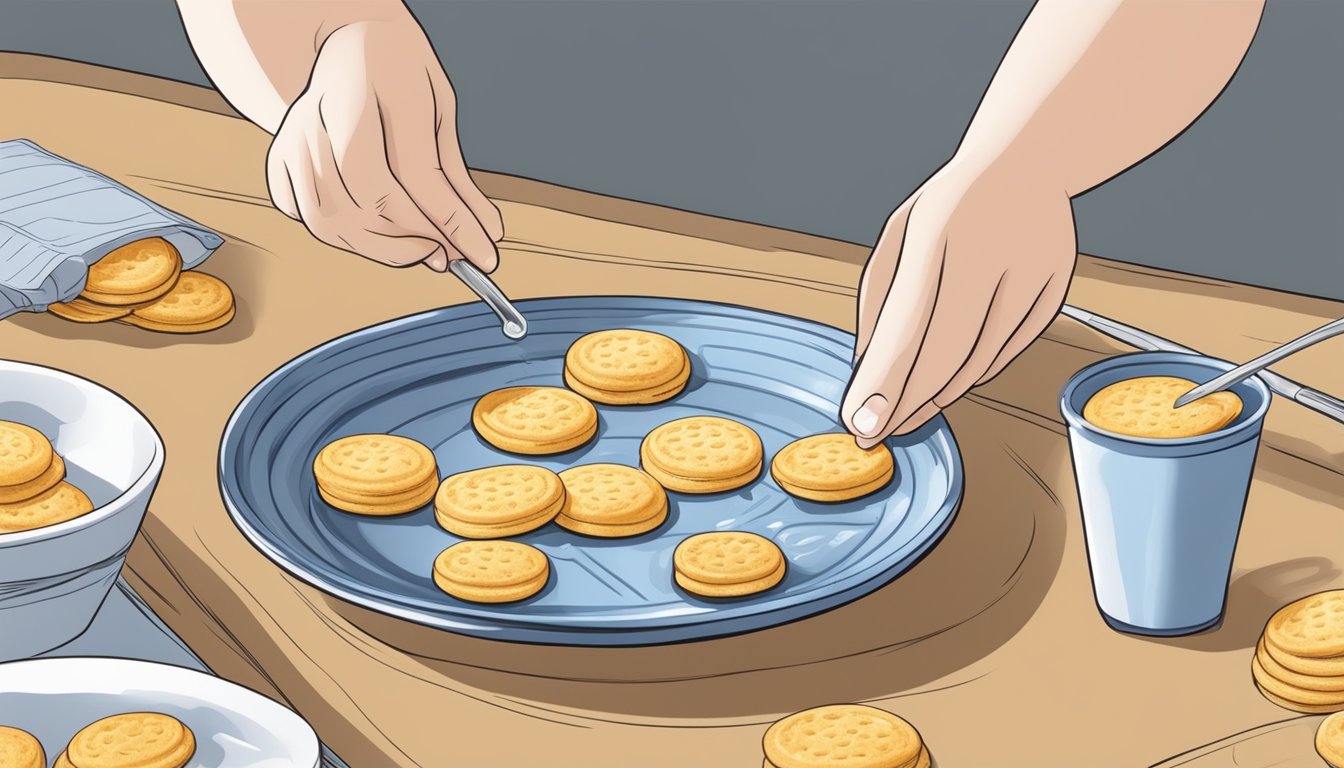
[3, 54, 1342, 768]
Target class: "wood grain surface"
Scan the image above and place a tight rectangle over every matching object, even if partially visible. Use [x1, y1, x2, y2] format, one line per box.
[1, 54, 1341, 767]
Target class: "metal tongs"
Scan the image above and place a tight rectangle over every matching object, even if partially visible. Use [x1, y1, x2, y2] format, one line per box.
[449, 259, 527, 340]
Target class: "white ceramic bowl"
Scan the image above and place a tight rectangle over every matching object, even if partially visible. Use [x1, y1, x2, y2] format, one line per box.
[0, 657, 320, 767]
[0, 360, 164, 660]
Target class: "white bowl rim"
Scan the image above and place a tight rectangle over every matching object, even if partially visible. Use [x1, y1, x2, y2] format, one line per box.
[0, 656, 320, 765]
[0, 360, 165, 547]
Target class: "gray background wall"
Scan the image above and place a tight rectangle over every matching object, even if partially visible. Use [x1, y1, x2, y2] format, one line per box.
[3, 0, 1340, 300]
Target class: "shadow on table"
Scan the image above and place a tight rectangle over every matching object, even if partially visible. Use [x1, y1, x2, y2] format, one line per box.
[327, 404, 1071, 721]
[1142, 556, 1341, 654]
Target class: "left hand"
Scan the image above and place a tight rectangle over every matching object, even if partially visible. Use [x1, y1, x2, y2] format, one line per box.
[841, 157, 1078, 447]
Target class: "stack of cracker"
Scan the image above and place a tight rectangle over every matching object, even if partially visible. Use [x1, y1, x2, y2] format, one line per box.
[1319, 711, 1344, 768]
[433, 540, 551, 603]
[674, 531, 786, 598]
[313, 434, 439, 516]
[1252, 590, 1344, 714]
[53, 713, 195, 768]
[640, 415, 763, 494]
[0, 419, 93, 533]
[762, 704, 931, 768]
[564, 329, 690, 404]
[557, 463, 668, 537]
[48, 238, 235, 333]
[434, 464, 566, 539]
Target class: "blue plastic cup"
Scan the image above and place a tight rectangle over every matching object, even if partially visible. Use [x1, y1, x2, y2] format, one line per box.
[1059, 351, 1271, 636]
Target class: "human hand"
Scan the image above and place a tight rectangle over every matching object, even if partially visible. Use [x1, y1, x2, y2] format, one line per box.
[841, 158, 1077, 447]
[265, 21, 503, 272]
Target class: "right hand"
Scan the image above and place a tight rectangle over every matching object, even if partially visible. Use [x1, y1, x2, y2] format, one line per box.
[265, 21, 503, 273]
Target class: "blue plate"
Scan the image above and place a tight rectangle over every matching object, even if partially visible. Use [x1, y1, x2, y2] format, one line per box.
[219, 297, 963, 645]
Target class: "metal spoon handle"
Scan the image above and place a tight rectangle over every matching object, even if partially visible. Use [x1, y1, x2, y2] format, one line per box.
[1174, 316, 1344, 407]
[448, 259, 527, 339]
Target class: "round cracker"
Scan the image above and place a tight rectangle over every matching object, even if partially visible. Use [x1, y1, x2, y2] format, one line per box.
[437, 503, 561, 539]
[0, 481, 94, 533]
[1318, 711, 1344, 768]
[314, 435, 438, 498]
[1252, 655, 1344, 708]
[131, 271, 234, 325]
[772, 433, 895, 499]
[435, 464, 566, 525]
[762, 704, 923, 768]
[83, 258, 181, 306]
[676, 560, 785, 598]
[556, 506, 668, 538]
[558, 464, 667, 525]
[0, 726, 45, 768]
[1083, 376, 1242, 439]
[643, 457, 761, 495]
[641, 416, 763, 482]
[84, 238, 181, 296]
[1256, 637, 1344, 692]
[121, 303, 236, 334]
[564, 358, 690, 405]
[67, 712, 195, 768]
[564, 329, 688, 393]
[472, 386, 598, 455]
[0, 421, 54, 487]
[674, 531, 783, 585]
[434, 540, 549, 589]
[0, 452, 65, 504]
[1265, 636, 1344, 677]
[48, 297, 134, 323]
[435, 568, 549, 603]
[319, 474, 438, 516]
[1266, 590, 1344, 659]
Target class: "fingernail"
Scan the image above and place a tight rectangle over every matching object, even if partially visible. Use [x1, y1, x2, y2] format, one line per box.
[425, 249, 449, 272]
[852, 394, 888, 437]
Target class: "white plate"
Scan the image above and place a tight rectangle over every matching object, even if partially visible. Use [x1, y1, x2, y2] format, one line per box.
[0, 657, 319, 767]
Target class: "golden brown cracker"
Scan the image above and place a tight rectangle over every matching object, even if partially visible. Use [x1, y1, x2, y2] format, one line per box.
[1256, 637, 1344, 692]
[675, 560, 785, 597]
[48, 297, 134, 323]
[0, 726, 45, 768]
[0, 481, 93, 533]
[1083, 376, 1242, 438]
[1266, 590, 1344, 659]
[564, 358, 690, 405]
[554, 508, 668, 538]
[0, 421, 54, 488]
[1264, 636, 1344, 678]
[317, 473, 438, 516]
[1252, 655, 1344, 711]
[435, 465, 566, 525]
[83, 257, 181, 307]
[472, 386, 598, 455]
[66, 712, 196, 768]
[121, 304, 236, 334]
[675, 531, 783, 585]
[314, 434, 438, 498]
[640, 416, 763, 493]
[558, 464, 666, 526]
[564, 329, 688, 392]
[130, 272, 233, 323]
[0, 452, 64, 504]
[762, 704, 923, 768]
[772, 434, 895, 502]
[83, 238, 181, 296]
[433, 540, 550, 603]
[1318, 711, 1344, 768]
[54, 752, 74, 768]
